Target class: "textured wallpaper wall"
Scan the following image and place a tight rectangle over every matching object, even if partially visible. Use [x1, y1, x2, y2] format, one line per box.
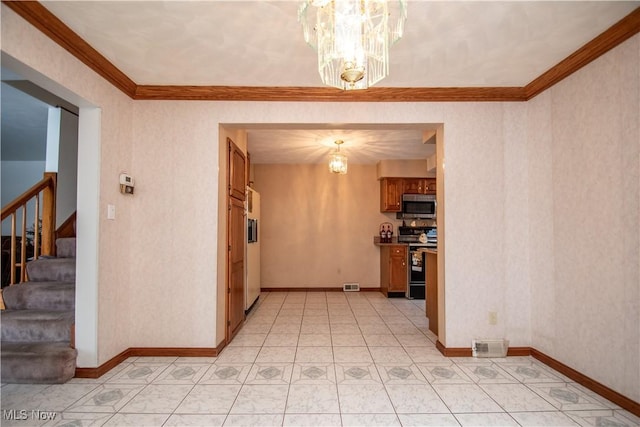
[527, 34, 639, 401]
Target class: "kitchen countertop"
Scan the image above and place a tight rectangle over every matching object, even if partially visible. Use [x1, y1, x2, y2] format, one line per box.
[373, 236, 403, 246]
[374, 237, 437, 252]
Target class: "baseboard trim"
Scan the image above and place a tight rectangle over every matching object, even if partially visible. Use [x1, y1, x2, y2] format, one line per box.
[530, 348, 640, 416]
[127, 347, 218, 357]
[505, 347, 532, 356]
[74, 342, 226, 379]
[75, 348, 130, 379]
[435, 341, 472, 357]
[436, 341, 531, 358]
[261, 287, 380, 292]
[435, 342, 639, 417]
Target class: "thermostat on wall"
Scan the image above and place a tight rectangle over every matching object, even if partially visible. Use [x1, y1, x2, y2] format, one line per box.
[119, 173, 134, 195]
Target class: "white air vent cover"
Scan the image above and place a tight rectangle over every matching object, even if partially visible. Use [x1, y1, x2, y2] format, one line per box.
[343, 283, 360, 292]
[472, 339, 509, 358]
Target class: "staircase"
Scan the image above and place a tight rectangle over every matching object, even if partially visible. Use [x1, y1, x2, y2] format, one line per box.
[1, 237, 77, 383]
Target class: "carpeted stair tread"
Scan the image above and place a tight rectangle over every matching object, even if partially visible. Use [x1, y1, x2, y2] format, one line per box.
[56, 237, 76, 258]
[1, 236, 77, 384]
[26, 258, 75, 282]
[1, 310, 75, 343]
[2, 282, 75, 311]
[1, 342, 77, 383]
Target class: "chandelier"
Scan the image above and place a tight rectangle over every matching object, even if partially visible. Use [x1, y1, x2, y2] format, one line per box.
[299, 0, 407, 90]
[329, 140, 348, 174]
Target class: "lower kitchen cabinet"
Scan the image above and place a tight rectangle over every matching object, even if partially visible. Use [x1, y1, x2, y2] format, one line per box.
[380, 245, 407, 296]
[425, 251, 438, 335]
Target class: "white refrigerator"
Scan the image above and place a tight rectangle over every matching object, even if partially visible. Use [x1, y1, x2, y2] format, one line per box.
[245, 187, 261, 311]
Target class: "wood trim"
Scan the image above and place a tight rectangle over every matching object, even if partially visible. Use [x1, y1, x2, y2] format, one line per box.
[134, 85, 526, 102]
[525, 6, 640, 100]
[434, 343, 640, 417]
[531, 348, 640, 417]
[128, 347, 218, 357]
[4, 2, 638, 102]
[41, 172, 56, 256]
[55, 211, 76, 239]
[2, 0, 136, 98]
[74, 348, 130, 379]
[435, 341, 473, 357]
[261, 287, 380, 292]
[435, 343, 531, 357]
[74, 343, 226, 379]
[0, 174, 55, 220]
[506, 347, 533, 357]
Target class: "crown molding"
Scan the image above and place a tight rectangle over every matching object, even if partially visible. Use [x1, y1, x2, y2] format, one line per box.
[3, 2, 639, 102]
[134, 85, 526, 102]
[525, 6, 640, 100]
[2, 0, 137, 97]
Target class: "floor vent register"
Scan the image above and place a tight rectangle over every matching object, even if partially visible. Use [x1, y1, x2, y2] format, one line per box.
[472, 339, 509, 358]
[342, 283, 360, 292]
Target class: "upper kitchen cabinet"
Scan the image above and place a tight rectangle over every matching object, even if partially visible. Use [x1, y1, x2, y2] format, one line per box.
[403, 178, 428, 194]
[403, 178, 437, 195]
[229, 138, 246, 201]
[425, 178, 436, 195]
[380, 178, 404, 212]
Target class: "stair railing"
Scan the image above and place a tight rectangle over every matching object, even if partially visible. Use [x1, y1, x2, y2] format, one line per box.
[1, 172, 57, 287]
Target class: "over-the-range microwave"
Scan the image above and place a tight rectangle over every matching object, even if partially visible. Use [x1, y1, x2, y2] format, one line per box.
[402, 194, 436, 219]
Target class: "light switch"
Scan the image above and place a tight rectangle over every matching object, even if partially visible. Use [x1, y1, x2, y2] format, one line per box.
[107, 204, 116, 220]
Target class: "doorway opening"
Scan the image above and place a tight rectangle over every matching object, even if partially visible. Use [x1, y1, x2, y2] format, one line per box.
[219, 123, 446, 346]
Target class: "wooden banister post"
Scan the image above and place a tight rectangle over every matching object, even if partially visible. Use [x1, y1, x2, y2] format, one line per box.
[41, 172, 57, 256]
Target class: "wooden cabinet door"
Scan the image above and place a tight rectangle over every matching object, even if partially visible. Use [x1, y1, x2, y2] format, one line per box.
[380, 178, 403, 212]
[403, 178, 427, 194]
[425, 252, 438, 335]
[227, 137, 246, 343]
[425, 178, 437, 195]
[229, 138, 246, 201]
[388, 246, 407, 292]
[228, 197, 246, 340]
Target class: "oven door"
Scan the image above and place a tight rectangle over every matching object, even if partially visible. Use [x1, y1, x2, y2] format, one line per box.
[407, 246, 426, 299]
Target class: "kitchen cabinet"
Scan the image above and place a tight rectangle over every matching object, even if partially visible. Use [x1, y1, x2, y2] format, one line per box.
[380, 178, 404, 212]
[403, 178, 428, 194]
[381, 177, 436, 211]
[425, 250, 438, 335]
[380, 244, 407, 296]
[425, 178, 436, 195]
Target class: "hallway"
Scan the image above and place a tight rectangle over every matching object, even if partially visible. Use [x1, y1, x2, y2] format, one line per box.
[1, 291, 637, 426]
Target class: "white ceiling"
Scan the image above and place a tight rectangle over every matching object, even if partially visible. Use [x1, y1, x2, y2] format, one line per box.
[4, 1, 637, 164]
[40, 1, 638, 87]
[240, 125, 437, 164]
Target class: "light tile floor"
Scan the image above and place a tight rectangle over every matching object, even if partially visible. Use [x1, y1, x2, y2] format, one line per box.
[2, 291, 639, 427]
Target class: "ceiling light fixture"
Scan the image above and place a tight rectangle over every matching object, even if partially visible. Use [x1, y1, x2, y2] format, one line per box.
[329, 140, 348, 174]
[299, 0, 407, 90]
